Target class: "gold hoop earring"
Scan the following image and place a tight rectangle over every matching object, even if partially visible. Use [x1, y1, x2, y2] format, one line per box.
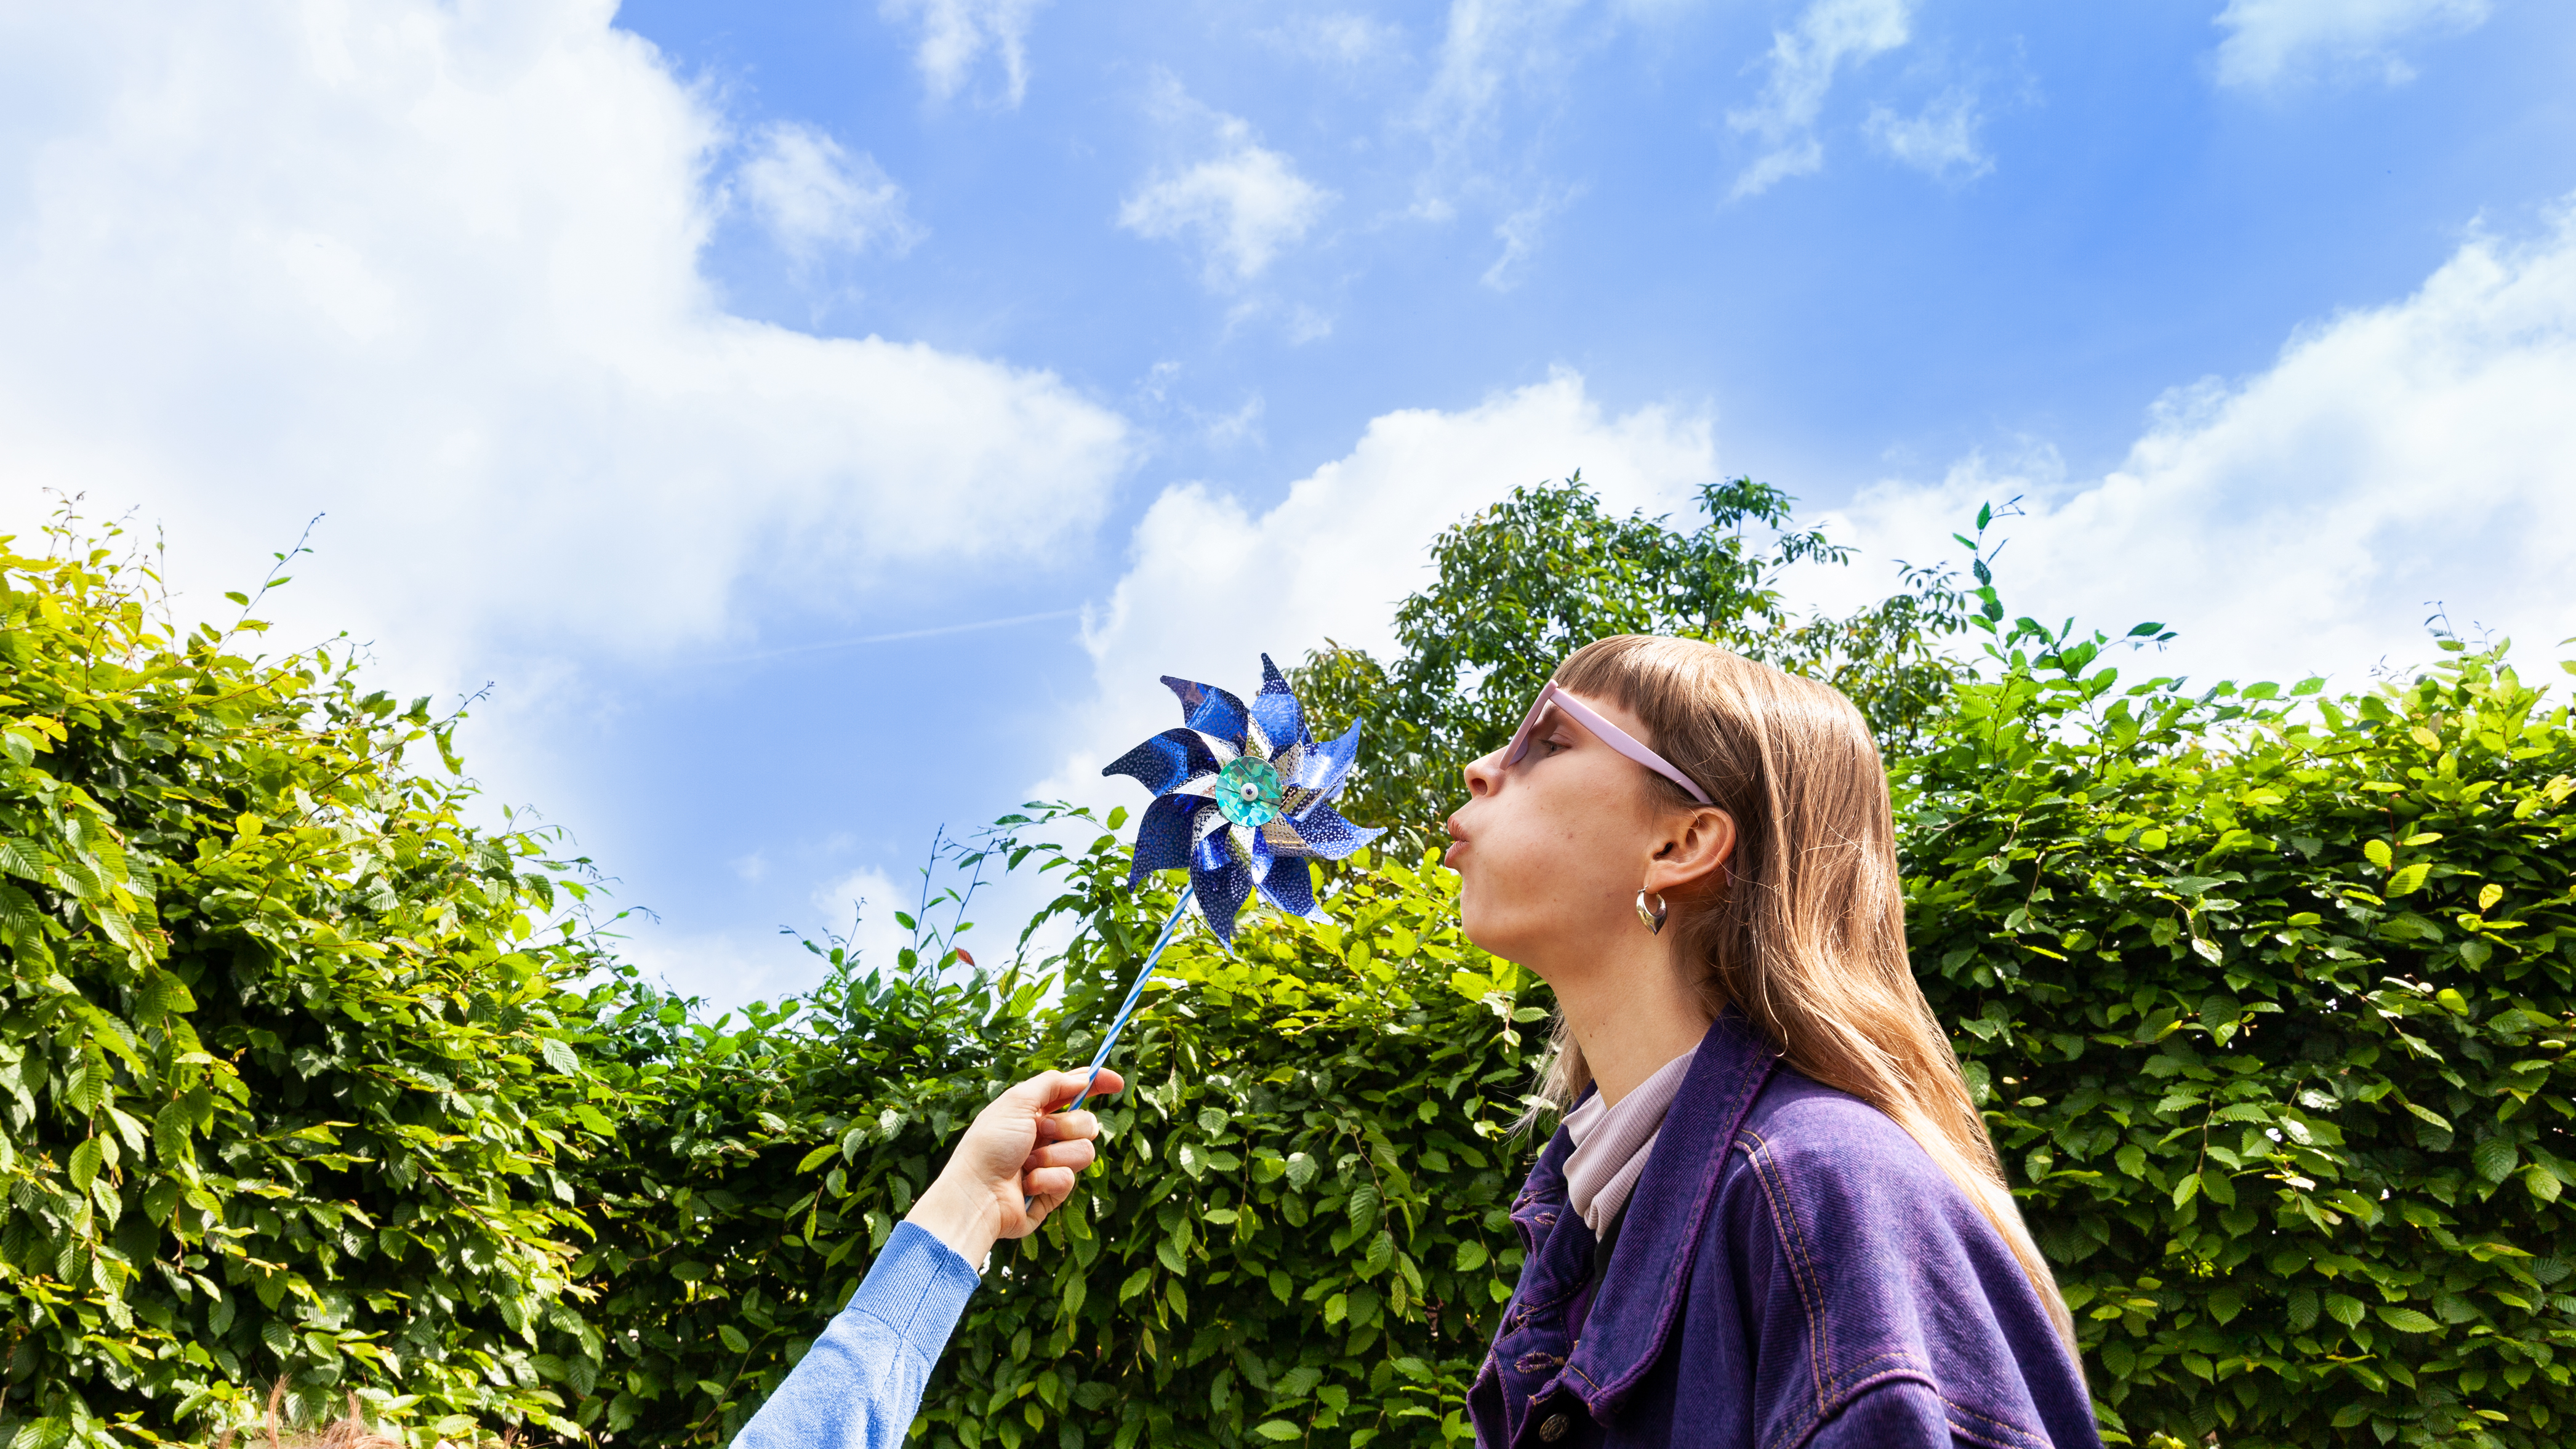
[1635, 889, 1669, 936]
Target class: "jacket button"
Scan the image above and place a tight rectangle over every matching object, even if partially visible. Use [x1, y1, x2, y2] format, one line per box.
[1538, 1413, 1571, 1442]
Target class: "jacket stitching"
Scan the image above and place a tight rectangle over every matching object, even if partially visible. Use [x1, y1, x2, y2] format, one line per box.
[1823, 1347, 1919, 1389]
[1743, 1130, 1831, 1414]
[1936, 1392, 2050, 1449]
[1768, 1369, 1930, 1449]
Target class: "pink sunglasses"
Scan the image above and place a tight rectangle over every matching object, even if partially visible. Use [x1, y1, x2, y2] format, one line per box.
[1499, 682, 1714, 806]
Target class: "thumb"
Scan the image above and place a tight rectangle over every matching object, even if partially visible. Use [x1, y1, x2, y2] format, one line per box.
[1003, 1067, 1125, 1117]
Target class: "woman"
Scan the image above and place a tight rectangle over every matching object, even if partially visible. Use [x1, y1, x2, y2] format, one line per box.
[1448, 636, 2098, 1449]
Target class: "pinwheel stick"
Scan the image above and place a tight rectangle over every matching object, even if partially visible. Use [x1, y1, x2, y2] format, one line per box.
[1024, 883, 1195, 1209]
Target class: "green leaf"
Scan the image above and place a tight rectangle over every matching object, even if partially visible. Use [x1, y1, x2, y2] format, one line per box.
[2387, 862, 2432, 897]
[1251, 1424, 1303, 1442]
[718, 1325, 750, 1354]
[797, 1144, 840, 1173]
[2473, 1137, 2519, 1184]
[2324, 1293, 2364, 1330]
[1285, 1152, 1318, 1190]
[538, 1037, 580, 1075]
[2376, 1306, 2439, 1335]
[1347, 1182, 1380, 1236]
[1365, 1231, 1395, 1276]
[68, 1137, 102, 1194]
[2364, 840, 2393, 871]
[2526, 1165, 2564, 1203]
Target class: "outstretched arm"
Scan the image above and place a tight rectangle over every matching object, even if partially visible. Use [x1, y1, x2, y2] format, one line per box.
[730, 1068, 1123, 1449]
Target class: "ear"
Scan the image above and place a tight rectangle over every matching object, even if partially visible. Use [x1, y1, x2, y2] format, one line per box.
[1643, 806, 1735, 896]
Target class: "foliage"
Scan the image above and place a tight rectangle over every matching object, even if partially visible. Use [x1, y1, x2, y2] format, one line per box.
[1287, 475, 1972, 854]
[1904, 595, 2576, 1448]
[14, 491, 2576, 1449]
[0, 519, 620, 1445]
[560, 813, 1546, 1449]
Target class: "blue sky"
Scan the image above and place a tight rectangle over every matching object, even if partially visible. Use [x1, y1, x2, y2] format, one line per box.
[3, 1, 2573, 1009]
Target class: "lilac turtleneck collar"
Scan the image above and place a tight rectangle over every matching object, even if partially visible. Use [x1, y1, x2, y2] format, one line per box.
[1559, 1047, 1695, 1235]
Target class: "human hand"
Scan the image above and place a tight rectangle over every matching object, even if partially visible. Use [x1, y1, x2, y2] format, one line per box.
[904, 1067, 1125, 1264]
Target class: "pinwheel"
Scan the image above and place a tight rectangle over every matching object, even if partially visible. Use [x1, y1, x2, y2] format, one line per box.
[1057, 655, 1380, 1118]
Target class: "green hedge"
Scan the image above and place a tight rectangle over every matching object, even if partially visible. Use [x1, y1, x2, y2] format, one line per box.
[571, 825, 1536, 1449]
[7, 511, 2576, 1449]
[1904, 612, 2576, 1447]
[0, 523, 618, 1441]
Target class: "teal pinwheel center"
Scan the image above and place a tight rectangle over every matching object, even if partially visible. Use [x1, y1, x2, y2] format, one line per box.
[1214, 755, 1284, 828]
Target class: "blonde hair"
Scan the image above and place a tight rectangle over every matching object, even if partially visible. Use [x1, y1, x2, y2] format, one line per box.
[1536, 635, 2077, 1352]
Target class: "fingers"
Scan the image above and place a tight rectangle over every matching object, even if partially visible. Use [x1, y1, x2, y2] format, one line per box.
[1022, 1137, 1098, 1173]
[1035, 1109, 1099, 1144]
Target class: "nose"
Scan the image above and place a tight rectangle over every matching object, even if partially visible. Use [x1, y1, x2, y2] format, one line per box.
[1461, 749, 1498, 798]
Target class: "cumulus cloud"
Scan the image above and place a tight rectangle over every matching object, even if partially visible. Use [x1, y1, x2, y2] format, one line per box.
[880, 0, 1049, 106]
[1728, 0, 1912, 199]
[1119, 86, 1333, 287]
[1865, 90, 1992, 182]
[0, 2, 1131, 684]
[2212, 0, 2491, 90]
[1037, 369, 1719, 810]
[738, 122, 923, 263]
[1796, 201, 2576, 692]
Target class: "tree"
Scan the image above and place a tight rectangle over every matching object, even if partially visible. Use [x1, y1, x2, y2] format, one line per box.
[1288, 475, 1970, 855]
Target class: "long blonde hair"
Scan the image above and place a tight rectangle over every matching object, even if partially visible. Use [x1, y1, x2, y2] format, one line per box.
[1535, 635, 2077, 1351]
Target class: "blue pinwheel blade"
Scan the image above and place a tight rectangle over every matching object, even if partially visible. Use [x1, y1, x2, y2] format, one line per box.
[1251, 654, 1306, 754]
[1293, 720, 1363, 799]
[1188, 845, 1254, 946]
[1282, 801, 1380, 860]
[1256, 856, 1326, 921]
[1128, 795, 1206, 883]
[1161, 676, 1251, 747]
[1102, 727, 1221, 797]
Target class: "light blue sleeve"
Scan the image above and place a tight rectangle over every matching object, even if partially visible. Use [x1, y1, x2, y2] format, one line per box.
[730, 1221, 983, 1449]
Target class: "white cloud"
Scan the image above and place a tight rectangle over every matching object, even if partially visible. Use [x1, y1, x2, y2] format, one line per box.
[738, 121, 923, 263]
[1728, 0, 1912, 199]
[1037, 369, 1719, 811]
[619, 926, 811, 1014]
[2212, 0, 2490, 90]
[811, 865, 923, 972]
[1264, 12, 1406, 67]
[1120, 86, 1333, 287]
[880, 0, 1049, 106]
[0, 2, 1131, 686]
[1482, 183, 1584, 291]
[1797, 201, 2576, 694]
[1865, 90, 1991, 182]
[1419, 0, 1587, 151]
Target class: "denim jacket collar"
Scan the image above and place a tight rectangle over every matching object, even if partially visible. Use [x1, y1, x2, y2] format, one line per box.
[1509, 1012, 1780, 1421]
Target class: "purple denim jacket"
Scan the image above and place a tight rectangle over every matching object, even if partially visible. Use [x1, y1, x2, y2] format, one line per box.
[1469, 1013, 2101, 1449]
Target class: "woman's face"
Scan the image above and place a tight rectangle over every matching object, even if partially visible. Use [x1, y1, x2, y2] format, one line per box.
[1443, 689, 1678, 970]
